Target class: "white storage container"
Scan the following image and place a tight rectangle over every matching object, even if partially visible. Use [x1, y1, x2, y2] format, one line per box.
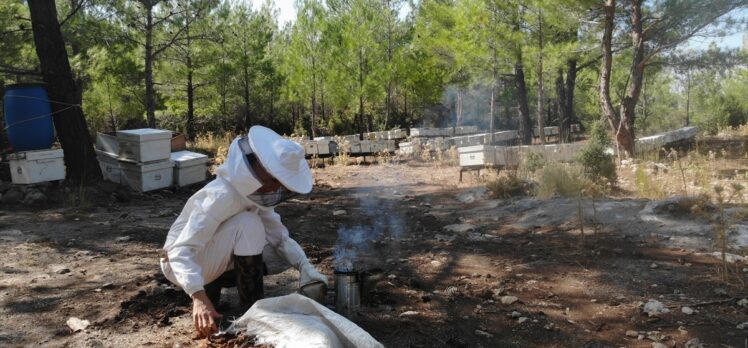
[116, 128, 171, 163]
[171, 151, 209, 187]
[458, 145, 496, 167]
[8, 149, 65, 184]
[95, 149, 121, 184]
[119, 159, 173, 192]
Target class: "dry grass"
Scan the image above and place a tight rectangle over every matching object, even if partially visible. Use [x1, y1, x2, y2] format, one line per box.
[188, 132, 238, 172]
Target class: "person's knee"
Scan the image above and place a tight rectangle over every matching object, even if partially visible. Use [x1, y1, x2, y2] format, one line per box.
[230, 212, 266, 255]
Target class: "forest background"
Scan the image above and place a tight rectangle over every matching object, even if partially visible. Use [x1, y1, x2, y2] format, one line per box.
[1, 0, 747, 145]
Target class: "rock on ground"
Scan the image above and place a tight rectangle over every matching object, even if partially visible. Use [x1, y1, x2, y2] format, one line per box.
[643, 299, 669, 316]
[66, 317, 90, 332]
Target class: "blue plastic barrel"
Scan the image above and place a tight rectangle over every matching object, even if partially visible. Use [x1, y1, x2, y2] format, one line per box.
[3, 83, 55, 151]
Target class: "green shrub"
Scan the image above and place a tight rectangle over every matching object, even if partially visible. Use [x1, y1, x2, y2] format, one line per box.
[521, 151, 546, 175]
[486, 174, 528, 199]
[535, 163, 586, 198]
[578, 121, 617, 184]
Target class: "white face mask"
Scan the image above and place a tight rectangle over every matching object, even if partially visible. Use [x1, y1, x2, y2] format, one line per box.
[248, 187, 299, 207]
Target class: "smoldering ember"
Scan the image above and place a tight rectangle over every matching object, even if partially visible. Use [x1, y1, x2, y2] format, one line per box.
[2, 0, 748, 347]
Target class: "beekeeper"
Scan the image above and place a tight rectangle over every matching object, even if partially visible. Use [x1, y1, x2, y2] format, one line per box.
[160, 125, 328, 338]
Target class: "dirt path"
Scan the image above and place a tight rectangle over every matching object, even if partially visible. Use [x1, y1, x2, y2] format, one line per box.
[1, 162, 746, 347]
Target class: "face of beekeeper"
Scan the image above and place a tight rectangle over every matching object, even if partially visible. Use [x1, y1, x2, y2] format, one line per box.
[247, 153, 284, 193]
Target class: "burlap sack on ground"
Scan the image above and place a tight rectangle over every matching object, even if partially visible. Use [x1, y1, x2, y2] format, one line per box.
[228, 293, 384, 348]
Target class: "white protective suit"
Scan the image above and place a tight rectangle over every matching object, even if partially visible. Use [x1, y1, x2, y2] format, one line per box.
[160, 137, 326, 296]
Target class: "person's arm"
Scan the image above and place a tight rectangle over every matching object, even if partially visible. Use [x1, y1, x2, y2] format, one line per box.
[167, 190, 235, 295]
[258, 208, 290, 248]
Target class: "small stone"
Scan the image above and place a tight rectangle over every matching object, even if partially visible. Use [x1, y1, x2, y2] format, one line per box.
[66, 317, 90, 332]
[444, 286, 459, 297]
[625, 330, 639, 337]
[474, 329, 493, 338]
[387, 274, 397, 280]
[443, 223, 476, 234]
[22, 190, 47, 206]
[399, 311, 419, 317]
[51, 265, 71, 274]
[643, 299, 669, 317]
[510, 311, 522, 318]
[713, 288, 728, 296]
[681, 306, 694, 315]
[684, 338, 703, 348]
[650, 263, 658, 269]
[737, 298, 748, 308]
[501, 296, 518, 305]
[1, 189, 23, 204]
[737, 322, 748, 330]
[517, 317, 528, 324]
[101, 282, 114, 289]
[332, 210, 347, 216]
[590, 299, 598, 303]
[115, 236, 131, 242]
[677, 326, 688, 333]
[651, 343, 668, 348]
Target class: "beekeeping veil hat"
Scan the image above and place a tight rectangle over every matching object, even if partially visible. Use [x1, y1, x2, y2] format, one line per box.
[246, 125, 313, 194]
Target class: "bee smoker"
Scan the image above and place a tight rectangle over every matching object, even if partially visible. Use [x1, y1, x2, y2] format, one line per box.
[334, 270, 361, 315]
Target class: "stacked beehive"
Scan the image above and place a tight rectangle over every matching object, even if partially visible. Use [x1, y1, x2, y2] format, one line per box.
[95, 129, 209, 192]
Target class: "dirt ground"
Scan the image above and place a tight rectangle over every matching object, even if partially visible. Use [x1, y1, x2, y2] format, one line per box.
[1, 157, 747, 347]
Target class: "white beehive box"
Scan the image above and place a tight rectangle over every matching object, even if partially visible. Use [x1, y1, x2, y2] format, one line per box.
[360, 140, 373, 153]
[369, 141, 385, 153]
[8, 149, 65, 184]
[317, 141, 338, 156]
[458, 145, 496, 167]
[119, 159, 173, 192]
[171, 151, 209, 187]
[95, 149, 121, 184]
[303, 142, 319, 156]
[398, 142, 414, 155]
[384, 140, 396, 152]
[116, 128, 171, 163]
[95, 132, 119, 155]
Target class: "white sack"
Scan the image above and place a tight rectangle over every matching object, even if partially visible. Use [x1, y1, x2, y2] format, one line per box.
[228, 293, 384, 348]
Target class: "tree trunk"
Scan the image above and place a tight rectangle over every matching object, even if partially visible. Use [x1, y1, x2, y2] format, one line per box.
[599, 0, 633, 155]
[513, 10, 533, 145]
[243, 64, 251, 130]
[357, 47, 365, 140]
[186, 63, 195, 140]
[555, 68, 568, 142]
[685, 69, 691, 126]
[617, 0, 644, 156]
[489, 48, 497, 144]
[145, 1, 156, 128]
[456, 88, 463, 127]
[28, 0, 101, 184]
[536, 9, 545, 145]
[311, 57, 317, 139]
[563, 59, 577, 142]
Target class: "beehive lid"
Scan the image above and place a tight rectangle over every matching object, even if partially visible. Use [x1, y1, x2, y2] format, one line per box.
[170, 150, 209, 168]
[7, 148, 63, 161]
[116, 128, 172, 142]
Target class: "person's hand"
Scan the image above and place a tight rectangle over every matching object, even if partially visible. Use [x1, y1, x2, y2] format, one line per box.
[191, 291, 222, 338]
